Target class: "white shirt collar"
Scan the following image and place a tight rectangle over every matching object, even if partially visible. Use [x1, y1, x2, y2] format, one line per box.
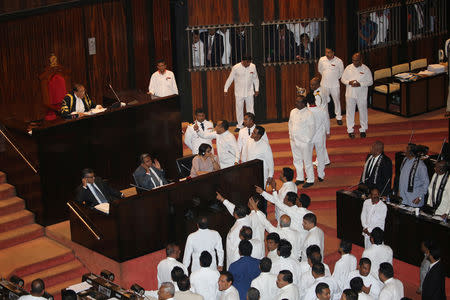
[430, 259, 440, 269]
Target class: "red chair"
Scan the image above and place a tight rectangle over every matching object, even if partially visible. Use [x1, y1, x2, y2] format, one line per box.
[39, 54, 71, 120]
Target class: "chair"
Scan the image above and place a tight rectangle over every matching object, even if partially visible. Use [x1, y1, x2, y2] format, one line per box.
[391, 63, 410, 75]
[175, 154, 196, 178]
[410, 58, 427, 71]
[372, 67, 400, 111]
[39, 54, 71, 120]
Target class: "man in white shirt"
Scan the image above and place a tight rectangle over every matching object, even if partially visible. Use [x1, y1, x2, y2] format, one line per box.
[237, 112, 269, 155]
[218, 272, 240, 300]
[341, 52, 373, 139]
[191, 31, 205, 67]
[217, 28, 231, 65]
[289, 93, 316, 187]
[184, 108, 214, 155]
[309, 77, 327, 109]
[427, 160, 450, 218]
[251, 258, 278, 300]
[276, 270, 299, 300]
[360, 188, 387, 248]
[195, 120, 239, 168]
[183, 216, 224, 272]
[18, 279, 46, 300]
[216, 192, 251, 268]
[332, 240, 357, 290]
[315, 282, 332, 300]
[239, 226, 265, 259]
[157, 244, 189, 288]
[298, 249, 332, 299]
[370, 10, 389, 45]
[256, 168, 298, 223]
[156, 282, 176, 300]
[174, 275, 204, 300]
[270, 239, 302, 289]
[301, 213, 325, 261]
[307, 86, 331, 181]
[349, 277, 373, 300]
[190, 251, 220, 300]
[345, 258, 382, 299]
[303, 263, 341, 300]
[318, 48, 344, 124]
[361, 228, 393, 279]
[378, 263, 404, 300]
[241, 126, 274, 186]
[224, 56, 259, 131]
[287, 22, 320, 46]
[266, 232, 280, 261]
[148, 60, 179, 97]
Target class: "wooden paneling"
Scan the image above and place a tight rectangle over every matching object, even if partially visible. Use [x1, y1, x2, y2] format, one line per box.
[279, 0, 323, 19]
[84, 1, 129, 107]
[131, 0, 151, 90]
[206, 70, 235, 122]
[358, 0, 388, 10]
[335, 0, 348, 65]
[263, 0, 275, 21]
[265, 67, 277, 120]
[153, 0, 173, 68]
[238, 0, 250, 23]
[188, 0, 233, 26]
[190, 72, 203, 113]
[0, 0, 75, 14]
[280, 64, 311, 118]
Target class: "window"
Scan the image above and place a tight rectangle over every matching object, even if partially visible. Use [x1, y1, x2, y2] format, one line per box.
[406, 0, 448, 41]
[186, 23, 254, 71]
[357, 3, 402, 52]
[261, 18, 327, 65]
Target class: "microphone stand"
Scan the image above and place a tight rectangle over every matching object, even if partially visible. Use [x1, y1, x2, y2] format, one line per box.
[108, 84, 123, 108]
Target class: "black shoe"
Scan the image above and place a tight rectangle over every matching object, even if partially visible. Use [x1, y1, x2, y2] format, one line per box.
[337, 120, 343, 125]
[360, 132, 366, 138]
[318, 177, 324, 182]
[348, 133, 355, 139]
[234, 128, 240, 132]
[302, 182, 314, 188]
[295, 180, 305, 185]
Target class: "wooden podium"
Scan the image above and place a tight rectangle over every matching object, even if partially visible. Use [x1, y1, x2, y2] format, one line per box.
[0, 94, 181, 226]
[68, 160, 264, 262]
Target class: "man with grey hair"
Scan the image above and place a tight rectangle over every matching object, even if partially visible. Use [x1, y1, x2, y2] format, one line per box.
[158, 282, 176, 300]
[133, 153, 168, 190]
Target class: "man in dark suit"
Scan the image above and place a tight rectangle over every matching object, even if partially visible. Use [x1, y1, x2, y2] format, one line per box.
[200, 29, 224, 67]
[422, 242, 446, 300]
[230, 27, 250, 65]
[266, 24, 298, 62]
[133, 153, 168, 191]
[360, 141, 393, 196]
[75, 168, 123, 207]
[299, 33, 320, 61]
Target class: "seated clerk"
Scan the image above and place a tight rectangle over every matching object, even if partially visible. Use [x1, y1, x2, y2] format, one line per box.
[133, 153, 168, 190]
[190, 143, 220, 178]
[60, 84, 97, 118]
[75, 168, 124, 207]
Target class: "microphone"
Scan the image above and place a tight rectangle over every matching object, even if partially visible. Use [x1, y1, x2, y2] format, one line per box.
[228, 150, 240, 162]
[108, 83, 123, 108]
[179, 162, 191, 172]
[437, 138, 447, 161]
[380, 178, 391, 196]
[344, 179, 364, 191]
[130, 183, 152, 192]
[408, 128, 414, 144]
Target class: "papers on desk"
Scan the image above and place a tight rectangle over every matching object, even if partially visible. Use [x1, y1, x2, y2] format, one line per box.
[90, 106, 107, 114]
[427, 64, 446, 74]
[66, 281, 92, 293]
[394, 72, 416, 81]
[94, 203, 110, 214]
[417, 70, 435, 76]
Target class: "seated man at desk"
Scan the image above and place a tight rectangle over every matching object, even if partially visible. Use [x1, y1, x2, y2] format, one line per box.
[426, 160, 450, 218]
[133, 153, 168, 190]
[190, 143, 220, 177]
[398, 144, 429, 208]
[75, 168, 124, 207]
[60, 84, 97, 117]
[360, 141, 392, 196]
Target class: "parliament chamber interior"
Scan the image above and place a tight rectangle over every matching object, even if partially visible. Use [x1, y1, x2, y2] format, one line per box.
[0, 0, 449, 300]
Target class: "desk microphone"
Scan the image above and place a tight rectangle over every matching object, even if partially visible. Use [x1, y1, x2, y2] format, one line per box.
[179, 162, 191, 172]
[130, 183, 152, 192]
[380, 178, 391, 196]
[344, 179, 364, 191]
[228, 150, 240, 162]
[108, 83, 123, 108]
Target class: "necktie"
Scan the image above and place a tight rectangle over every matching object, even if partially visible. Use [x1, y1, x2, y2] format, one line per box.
[149, 168, 162, 187]
[91, 184, 108, 204]
[431, 175, 439, 206]
[200, 122, 205, 131]
[366, 157, 374, 179]
[248, 128, 251, 135]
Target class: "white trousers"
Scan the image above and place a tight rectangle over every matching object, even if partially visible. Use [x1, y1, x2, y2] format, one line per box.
[322, 86, 342, 120]
[346, 97, 368, 133]
[313, 134, 327, 178]
[290, 139, 314, 183]
[236, 95, 254, 128]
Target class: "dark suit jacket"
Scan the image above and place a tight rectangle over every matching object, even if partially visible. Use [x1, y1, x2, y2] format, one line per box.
[230, 29, 249, 64]
[133, 165, 168, 190]
[299, 41, 320, 60]
[266, 29, 298, 62]
[361, 153, 393, 195]
[75, 177, 122, 207]
[200, 32, 224, 67]
[229, 256, 261, 300]
[422, 260, 446, 300]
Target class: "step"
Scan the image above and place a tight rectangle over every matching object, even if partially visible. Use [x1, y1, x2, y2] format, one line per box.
[0, 197, 25, 216]
[0, 210, 34, 233]
[0, 183, 15, 200]
[0, 237, 74, 278]
[23, 260, 87, 291]
[0, 172, 5, 184]
[0, 224, 44, 250]
[46, 278, 82, 300]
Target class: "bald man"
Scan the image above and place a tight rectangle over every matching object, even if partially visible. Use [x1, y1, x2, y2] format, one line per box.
[360, 141, 392, 195]
[341, 53, 373, 139]
[427, 160, 450, 218]
[18, 279, 46, 300]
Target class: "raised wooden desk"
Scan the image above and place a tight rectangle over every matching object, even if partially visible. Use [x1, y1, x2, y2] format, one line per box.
[0, 94, 181, 226]
[68, 160, 264, 262]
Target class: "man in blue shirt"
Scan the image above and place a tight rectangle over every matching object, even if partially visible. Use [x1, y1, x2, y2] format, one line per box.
[228, 240, 261, 300]
[399, 144, 429, 207]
